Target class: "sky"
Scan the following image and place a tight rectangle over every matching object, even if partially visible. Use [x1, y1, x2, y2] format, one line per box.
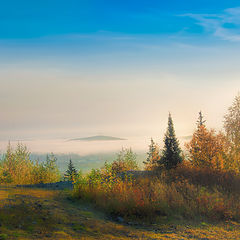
[0, 1, 240, 151]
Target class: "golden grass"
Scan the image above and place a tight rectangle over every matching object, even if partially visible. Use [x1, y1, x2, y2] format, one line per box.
[0, 186, 239, 239]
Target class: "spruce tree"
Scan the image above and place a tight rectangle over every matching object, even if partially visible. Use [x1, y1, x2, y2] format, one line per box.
[64, 159, 78, 181]
[197, 111, 206, 127]
[160, 113, 182, 170]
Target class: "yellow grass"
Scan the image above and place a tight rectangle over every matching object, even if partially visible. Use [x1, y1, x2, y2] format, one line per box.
[0, 186, 239, 239]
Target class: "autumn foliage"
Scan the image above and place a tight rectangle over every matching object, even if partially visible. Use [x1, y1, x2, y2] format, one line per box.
[74, 95, 240, 223]
[1, 94, 240, 224]
[185, 125, 227, 170]
[144, 138, 160, 170]
[73, 161, 240, 222]
[0, 143, 60, 185]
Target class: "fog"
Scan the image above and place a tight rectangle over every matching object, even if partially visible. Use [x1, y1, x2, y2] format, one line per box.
[0, 135, 193, 156]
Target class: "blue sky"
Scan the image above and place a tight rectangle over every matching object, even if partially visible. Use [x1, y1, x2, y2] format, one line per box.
[0, 1, 240, 146]
[0, 0, 239, 38]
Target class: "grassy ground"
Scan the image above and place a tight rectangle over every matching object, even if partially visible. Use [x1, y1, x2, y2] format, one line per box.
[0, 186, 239, 240]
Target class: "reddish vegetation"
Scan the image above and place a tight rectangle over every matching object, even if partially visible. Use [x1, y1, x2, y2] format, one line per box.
[73, 161, 240, 222]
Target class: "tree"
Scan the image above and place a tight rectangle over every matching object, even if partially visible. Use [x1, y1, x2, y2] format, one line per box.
[0, 143, 61, 184]
[111, 148, 138, 174]
[197, 111, 206, 127]
[2, 143, 33, 184]
[186, 112, 227, 170]
[64, 159, 78, 181]
[43, 153, 60, 183]
[223, 94, 240, 172]
[143, 138, 160, 170]
[224, 94, 240, 150]
[160, 113, 183, 170]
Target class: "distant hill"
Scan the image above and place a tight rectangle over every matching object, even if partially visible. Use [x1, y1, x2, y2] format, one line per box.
[69, 135, 127, 142]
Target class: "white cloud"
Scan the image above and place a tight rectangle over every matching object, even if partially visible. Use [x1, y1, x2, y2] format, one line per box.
[182, 7, 240, 42]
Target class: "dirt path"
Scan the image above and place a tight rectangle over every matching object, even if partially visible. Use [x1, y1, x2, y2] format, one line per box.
[0, 186, 239, 239]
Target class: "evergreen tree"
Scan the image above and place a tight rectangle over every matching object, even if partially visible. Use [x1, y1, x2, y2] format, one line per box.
[160, 113, 182, 170]
[197, 111, 206, 127]
[64, 159, 78, 181]
[144, 138, 160, 170]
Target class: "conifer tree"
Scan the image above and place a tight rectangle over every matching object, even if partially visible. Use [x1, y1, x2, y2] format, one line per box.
[160, 113, 182, 170]
[144, 138, 160, 170]
[197, 111, 206, 127]
[64, 159, 78, 181]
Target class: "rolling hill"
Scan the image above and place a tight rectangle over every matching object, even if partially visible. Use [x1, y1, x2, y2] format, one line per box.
[69, 135, 126, 142]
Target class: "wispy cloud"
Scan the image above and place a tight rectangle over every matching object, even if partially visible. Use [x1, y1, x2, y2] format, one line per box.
[182, 7, 240, 42]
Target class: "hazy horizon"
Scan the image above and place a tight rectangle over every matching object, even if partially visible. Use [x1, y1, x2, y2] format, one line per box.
[1, 1, 239, 151]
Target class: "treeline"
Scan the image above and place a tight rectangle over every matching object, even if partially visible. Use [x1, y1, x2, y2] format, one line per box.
[0, 143, 60, 184]
[144, 94, 240, 174]
[73, 94, 240, 222]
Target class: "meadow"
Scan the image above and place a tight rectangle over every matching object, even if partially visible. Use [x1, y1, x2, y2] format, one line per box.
[0, 94, 240, 239]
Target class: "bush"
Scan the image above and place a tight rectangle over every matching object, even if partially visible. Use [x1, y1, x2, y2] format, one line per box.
[73, 161, 240, 222]
[164, 162, 240, 194]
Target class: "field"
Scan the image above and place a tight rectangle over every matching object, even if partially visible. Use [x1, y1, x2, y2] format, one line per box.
[0, 186, 239, 240]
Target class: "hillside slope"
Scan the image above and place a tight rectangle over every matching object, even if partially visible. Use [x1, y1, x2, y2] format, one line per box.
[0, 186, 239, 240]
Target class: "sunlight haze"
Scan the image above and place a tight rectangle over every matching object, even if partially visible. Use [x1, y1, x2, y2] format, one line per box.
[0, 0, 239, 153]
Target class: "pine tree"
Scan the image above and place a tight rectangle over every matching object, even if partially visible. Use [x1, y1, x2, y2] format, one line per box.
[197, 111, 206, 127]
[64, 159, 78, 181]
[144, 138, 160, 170]
[160, 113, 182, 170]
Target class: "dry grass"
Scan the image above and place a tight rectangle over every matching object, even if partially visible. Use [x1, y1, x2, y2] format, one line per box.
[0, 186, 239, 239]
[73, 164, 240, 223]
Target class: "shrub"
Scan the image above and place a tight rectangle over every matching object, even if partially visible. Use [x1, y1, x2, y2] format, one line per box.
[165, 162, 240, 194]
[73, 161, 240, 222]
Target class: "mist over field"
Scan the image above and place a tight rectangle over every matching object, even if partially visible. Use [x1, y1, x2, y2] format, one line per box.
[0, 137, 146, 154]
[0, 135, 190, 154]
[0, 137, 151, 172]
[0, 135, 192, 172]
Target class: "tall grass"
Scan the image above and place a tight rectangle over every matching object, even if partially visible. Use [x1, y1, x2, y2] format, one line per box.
[73, 162, 240, 222]
[163, 162, 240, 194]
